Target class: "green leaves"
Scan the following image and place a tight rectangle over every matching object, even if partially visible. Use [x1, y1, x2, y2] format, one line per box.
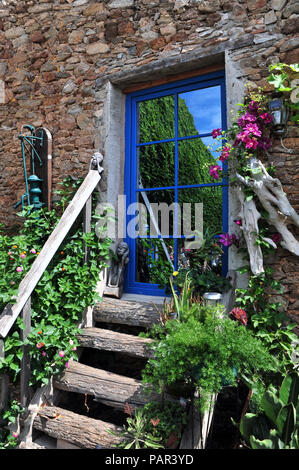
[143, 314, 274, 411]
[240, 372, 299, 449]
[0, 178, 111, 389]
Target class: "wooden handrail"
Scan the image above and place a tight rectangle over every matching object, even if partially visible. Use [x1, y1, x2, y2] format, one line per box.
[0, 167, 102, 340]
[0, 153, 104, 413]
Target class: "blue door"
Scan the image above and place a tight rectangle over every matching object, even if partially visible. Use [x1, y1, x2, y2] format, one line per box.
[124, 71, 228, 296]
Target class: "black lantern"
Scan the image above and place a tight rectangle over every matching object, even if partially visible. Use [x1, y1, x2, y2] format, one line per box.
[268, 97, 289, 136]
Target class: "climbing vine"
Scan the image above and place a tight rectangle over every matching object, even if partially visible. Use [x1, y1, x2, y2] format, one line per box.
[0, 177, 111, 446]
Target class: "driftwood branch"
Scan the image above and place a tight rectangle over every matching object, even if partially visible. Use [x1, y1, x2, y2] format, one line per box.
[235, 158, 299, 273]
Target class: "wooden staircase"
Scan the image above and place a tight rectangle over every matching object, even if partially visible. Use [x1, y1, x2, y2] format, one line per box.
[19, 297, 164, 449]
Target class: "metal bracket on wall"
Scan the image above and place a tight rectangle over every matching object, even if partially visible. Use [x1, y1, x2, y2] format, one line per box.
[14, 125, 52, 211]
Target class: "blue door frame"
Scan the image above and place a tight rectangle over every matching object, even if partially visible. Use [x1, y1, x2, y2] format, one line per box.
[124, 71, 228, 296]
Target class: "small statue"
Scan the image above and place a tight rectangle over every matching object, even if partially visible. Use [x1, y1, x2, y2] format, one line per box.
[105, 241, 129, 298]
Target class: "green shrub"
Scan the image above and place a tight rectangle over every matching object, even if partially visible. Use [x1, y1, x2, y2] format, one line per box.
[142, 313, 275, 410]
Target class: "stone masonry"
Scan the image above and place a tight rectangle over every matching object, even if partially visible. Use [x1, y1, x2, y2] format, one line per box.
[0, 0, 298, 319]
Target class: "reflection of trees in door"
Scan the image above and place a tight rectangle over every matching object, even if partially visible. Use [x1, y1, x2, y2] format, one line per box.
[136, 90, 224, 285]
[124, 78, 227, 293]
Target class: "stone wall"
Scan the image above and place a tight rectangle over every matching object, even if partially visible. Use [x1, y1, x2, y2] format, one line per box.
[0, 0, 298, 317]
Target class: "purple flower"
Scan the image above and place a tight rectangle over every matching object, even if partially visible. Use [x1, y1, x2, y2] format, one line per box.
[272, 233, 282, 243]
[16, 266, 23, 273]
[248, 100, 259, 113]
[219, 233, 239, 247]
[212, 128, 221, 138]
[209, 164, 222, 179]
[258, 137, 271, 150]
[234, 219, 242, 226]
[219, 233, 234, 247]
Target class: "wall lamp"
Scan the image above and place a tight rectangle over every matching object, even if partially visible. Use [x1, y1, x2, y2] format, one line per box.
[268, 97, 289, 137]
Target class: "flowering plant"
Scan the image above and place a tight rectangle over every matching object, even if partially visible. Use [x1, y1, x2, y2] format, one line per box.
[209, 90, 273, 184]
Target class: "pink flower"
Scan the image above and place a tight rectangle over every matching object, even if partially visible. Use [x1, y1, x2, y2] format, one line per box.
[58, 350, 65, 358]
[244, 123, 262, 137]
[65, 361, 70, 368]
[212, 128, 221, 138]
[12, 432, 18, 439]
[234, 219, 242, 226]
[219, 146, 230, 162]
[259, 112, 273, 124]
[36, 342, 45, 349]
[30, 248, 37, 254]
[42, 351, 47, 357]
[20, 253, 26, 259]
[8, 251, 13, 255]
[209, 164, 222, 179]
[244, 137, 258, 149]
[237, 112, 256, 127]
[16, 266, 23, 272]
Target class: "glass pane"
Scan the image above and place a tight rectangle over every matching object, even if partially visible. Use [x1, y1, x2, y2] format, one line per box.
[137, 141, 175, 189]
[136, 189, 176, 239]
[135, 238, 174, 284]
[176, 237, 223, 276]
[178, 86, 221, 137]
[178, 137, 221, 186]
[137, 95, 175, 143]
[178, 186, 223, 238]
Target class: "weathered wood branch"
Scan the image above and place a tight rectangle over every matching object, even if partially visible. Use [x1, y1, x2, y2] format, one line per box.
[234, 186, 265, 275]
[236, 158, 299, 264]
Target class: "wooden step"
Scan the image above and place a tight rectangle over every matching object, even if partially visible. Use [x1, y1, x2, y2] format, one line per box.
[94, 297, 161, 328]
[76, 327, 154, 358]
[54, 361, 162, 410]
[32, 405, 122, 449]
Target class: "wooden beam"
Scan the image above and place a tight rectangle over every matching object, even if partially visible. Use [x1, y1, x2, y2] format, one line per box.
[33, 405, 122, 449]
[20, 298, 31, 408]
[77, 327, 153, 358]
[123, 64, 224, 94]
[0, 170, 101, 339]
[0, 339, 9, 412]
[94, 298, 161, 328]
[54, 361, 163, 410]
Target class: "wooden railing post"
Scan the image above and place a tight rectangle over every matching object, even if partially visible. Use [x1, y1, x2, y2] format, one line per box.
[20, 297, 31, 408]
[83, 195, 92, 263]
[0, 339, 9, 415]
[82, 197, 93, 328]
